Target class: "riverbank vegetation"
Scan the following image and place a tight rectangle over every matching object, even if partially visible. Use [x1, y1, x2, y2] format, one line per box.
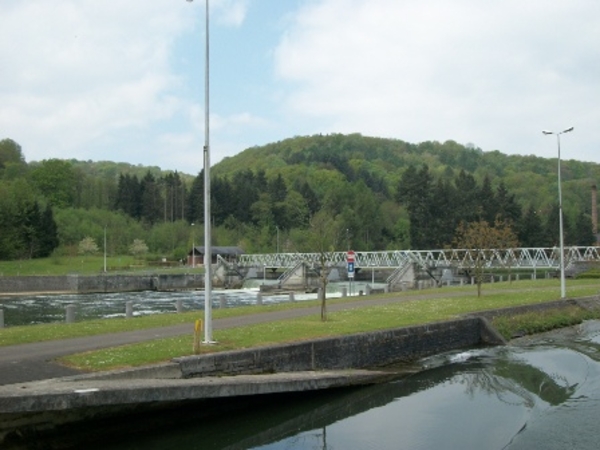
[1, 135, 598, 265]
[491, 305, 600, 340]
[2, 279, 597, 371]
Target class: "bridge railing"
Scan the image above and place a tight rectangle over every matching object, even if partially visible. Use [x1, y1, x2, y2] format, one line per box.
[238, 247, 600, 270]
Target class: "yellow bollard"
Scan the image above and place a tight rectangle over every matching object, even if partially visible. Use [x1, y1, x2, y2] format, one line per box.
[193, 319, 203, 354]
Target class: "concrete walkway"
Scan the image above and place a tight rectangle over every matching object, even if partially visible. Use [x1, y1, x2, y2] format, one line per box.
[0, 291, 464, 386]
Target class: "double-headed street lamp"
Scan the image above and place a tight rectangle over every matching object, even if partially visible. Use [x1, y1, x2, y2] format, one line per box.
[187, 0, 214, 343]
[542, 126, 574, 299]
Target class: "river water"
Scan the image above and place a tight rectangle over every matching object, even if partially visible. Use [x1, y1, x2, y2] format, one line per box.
[0, 281, 381, 327]
[87, 321, 600, 450]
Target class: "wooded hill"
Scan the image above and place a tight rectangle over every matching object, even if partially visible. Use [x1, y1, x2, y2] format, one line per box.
[0, 133, 598, 261]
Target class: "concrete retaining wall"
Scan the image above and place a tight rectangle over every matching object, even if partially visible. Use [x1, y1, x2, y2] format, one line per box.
[0, 274, 204, 294]
[176, 317, 502, 378]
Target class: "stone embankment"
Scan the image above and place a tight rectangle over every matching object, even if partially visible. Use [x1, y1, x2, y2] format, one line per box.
[0, 273, 204, 294]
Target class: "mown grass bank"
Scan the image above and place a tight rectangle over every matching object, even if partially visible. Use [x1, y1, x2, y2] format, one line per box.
[491, 305, 600, 340]
[48, 280, 600, 372]
[0, 255, 197, 276]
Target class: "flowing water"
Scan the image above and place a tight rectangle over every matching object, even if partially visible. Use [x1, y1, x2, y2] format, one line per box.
[86, 321, 600, 450]
[0, 281, 382, 326]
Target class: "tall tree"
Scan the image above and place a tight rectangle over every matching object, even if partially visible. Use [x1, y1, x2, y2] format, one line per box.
[29, 159, 77, 208]
[543, 203, 572, 248]
[163, 172, 186, 223]
[0, 138, 27, 179]
[518, 205, 544, 247]
[186, 171, 204, 224]
[572, 211, 595, 246]
[115, 174, 142, 219]
[211, 176, 233, 226]
[268, 174, 288, 203]
[38, 204, 59, 257]
[430, 177, 458, 248]
[478, 174, 496, 223]
[495, 181, 522, 225]
[231, 169, 259, 224]
[396, 165, 434, 249]
[140, 172, 162, 225]
[454, 170, 480, 223]
[297, 181, 321, 217]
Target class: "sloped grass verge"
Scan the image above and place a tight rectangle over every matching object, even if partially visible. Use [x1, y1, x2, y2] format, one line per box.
[491, 306, 600, 340]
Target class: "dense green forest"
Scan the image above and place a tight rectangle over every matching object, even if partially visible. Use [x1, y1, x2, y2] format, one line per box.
[0, 133, 598, 262]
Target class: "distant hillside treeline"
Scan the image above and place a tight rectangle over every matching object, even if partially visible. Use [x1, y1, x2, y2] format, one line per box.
[0, 133, 597, 261]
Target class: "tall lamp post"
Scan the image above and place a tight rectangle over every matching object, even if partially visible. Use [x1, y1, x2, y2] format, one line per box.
[191, 223, 195, 268]
[542, 126, 574, 299]
[187, 0, 214, 343]
[103, 226, 107, 273]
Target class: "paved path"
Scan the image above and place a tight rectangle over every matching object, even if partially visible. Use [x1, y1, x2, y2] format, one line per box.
[0, 291, 472, 386]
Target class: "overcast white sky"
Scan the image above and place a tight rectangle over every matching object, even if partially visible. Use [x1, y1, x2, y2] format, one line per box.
[1, 0, 599, 173]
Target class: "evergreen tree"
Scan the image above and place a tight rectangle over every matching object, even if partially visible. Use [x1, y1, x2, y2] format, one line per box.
[38, 204, 59, 257]
[163, 172, 186, 222]
[518, 205, 545, 247]
[397, 165, 434, 249]
[268, 174, 287, 203]
[430, 177, 457, 248]
[495, 181, 522, 225]
[231, 169, 260, 224]
[454, 170, 480, 223]
[478, 174, 496, 223]
[20, 201, 42, 259]
[211, 176, 233, 226]
[297, 181, 321, 217]
[115, 174, 142, 219]
[572, 211, 595, 246]
[543, 204, 572, 247]
[140, 172, 162, 225]
[186, 171, 204, 224]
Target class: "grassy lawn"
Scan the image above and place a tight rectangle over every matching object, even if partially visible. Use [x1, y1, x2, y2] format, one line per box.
[0, 255, 200, 276]
[47, 279, 600, 372]
[0, 300, 324, 347]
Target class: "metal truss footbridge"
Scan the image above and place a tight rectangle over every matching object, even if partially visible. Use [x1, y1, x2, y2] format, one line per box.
[238, 246, 600, 271]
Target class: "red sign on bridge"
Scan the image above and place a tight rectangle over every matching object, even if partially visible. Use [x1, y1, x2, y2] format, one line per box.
[347, 250, 355, 263]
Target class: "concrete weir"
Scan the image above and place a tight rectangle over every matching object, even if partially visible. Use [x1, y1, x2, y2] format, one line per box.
[0, 316, 505, 445]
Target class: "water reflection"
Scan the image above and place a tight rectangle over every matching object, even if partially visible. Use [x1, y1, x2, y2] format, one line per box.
[80, 321, 600, 450]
